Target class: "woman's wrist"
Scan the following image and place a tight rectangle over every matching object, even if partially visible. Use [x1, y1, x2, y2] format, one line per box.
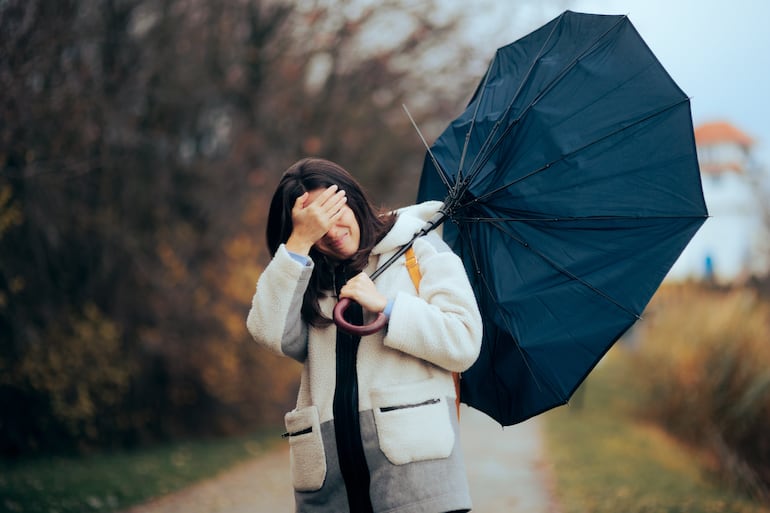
[285, 235, 313, 256]
[383, 298, 395, 318]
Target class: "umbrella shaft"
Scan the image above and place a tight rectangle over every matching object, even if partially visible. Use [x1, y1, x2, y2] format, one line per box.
[369, 210, 448, 281]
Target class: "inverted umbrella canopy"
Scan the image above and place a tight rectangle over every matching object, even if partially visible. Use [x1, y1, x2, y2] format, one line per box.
[415, 10, 708, 426]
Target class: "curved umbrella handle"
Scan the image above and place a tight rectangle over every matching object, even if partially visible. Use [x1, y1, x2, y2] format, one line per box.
[333, 298, 387, 336]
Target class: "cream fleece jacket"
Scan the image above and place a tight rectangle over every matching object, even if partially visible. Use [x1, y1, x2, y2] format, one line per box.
[247, 201, 483, 423]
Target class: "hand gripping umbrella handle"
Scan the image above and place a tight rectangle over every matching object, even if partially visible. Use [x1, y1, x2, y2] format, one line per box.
[333, 298, 388, 336]
[330, 223, 446, 337]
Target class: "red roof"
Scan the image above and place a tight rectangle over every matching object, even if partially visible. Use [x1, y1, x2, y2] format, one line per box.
[694, 121, 754, 147]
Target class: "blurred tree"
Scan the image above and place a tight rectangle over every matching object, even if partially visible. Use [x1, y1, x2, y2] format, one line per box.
[0, 0, 299, 454]
[0, 0, 556, 456]
[194, 0, 482, 431]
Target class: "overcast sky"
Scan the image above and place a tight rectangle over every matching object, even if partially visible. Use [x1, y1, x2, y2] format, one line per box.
[458, 0, 770, 168]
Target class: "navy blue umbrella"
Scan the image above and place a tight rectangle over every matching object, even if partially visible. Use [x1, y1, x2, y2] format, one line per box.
[333, 10, 707, 424]
[410, 10, 708, 426]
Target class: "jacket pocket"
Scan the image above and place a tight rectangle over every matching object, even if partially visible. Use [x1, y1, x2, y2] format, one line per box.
[371, 378, 455, 465]
[284, 405, 326, 491]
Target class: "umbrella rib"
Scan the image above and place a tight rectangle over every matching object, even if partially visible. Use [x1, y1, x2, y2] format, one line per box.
[489, 219, 642, 321]
[463, 96, 691, 207]
[508, 16, 629, 125]
[460, 13, 567, 193]
[457, 54, 497, 188]
[370, 210, 449, 281]
[459, 221, 552, 415]
[459, 15, 629, 196]
[403, 104, 453, 192]
[456, 214, 709, 223]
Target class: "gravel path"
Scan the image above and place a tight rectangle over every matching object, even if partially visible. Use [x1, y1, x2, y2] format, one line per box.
[459, 406, 559, 512]
[123, 406, 558, 513]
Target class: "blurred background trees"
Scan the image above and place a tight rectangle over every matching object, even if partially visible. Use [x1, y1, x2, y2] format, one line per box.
[0, 0, 486, 456]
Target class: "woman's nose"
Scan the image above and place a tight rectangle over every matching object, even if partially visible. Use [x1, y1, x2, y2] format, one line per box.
[324, 225, 342, 240]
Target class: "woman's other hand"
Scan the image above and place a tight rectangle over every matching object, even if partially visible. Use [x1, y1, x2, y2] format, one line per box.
[339, 272, 388, 314]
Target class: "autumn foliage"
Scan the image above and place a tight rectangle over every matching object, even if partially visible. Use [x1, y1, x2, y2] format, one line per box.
[632, 284, 770, 501]
[0, 0, 478, 456]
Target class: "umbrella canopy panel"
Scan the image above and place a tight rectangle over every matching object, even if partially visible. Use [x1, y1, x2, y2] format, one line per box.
[417, 11, 707, 426]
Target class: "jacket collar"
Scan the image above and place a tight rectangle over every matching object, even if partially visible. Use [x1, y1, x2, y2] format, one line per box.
[371, 201, 444, 256]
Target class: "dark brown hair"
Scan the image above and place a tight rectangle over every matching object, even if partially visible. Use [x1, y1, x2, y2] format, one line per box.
[266, 158, 396, 326]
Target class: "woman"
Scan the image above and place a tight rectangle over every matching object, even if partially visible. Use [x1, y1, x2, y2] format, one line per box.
[247, 157, 482, 513]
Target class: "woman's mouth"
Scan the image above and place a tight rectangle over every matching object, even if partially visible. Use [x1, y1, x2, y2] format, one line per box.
[330, 233, 348, 249]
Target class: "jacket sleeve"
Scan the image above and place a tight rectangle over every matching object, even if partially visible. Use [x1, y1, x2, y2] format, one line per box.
[383, 237, 482, 373]
[246, 244, 312, 363]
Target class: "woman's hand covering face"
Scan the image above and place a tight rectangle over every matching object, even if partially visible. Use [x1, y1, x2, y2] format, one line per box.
[285, 185, 348, 255]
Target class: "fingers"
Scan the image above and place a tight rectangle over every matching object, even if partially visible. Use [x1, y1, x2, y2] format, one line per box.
[342, 273, 370, 290]
[317, 186, 347, 215]
[293, 192, 309, 211]
[304, 186, 347, 223]
[331, 188, 348, 208]
[314, 184, 339, 204]
[328, 192, 347, 218]
[289, 185, 347, 248]
[339, 273, 388, 313]
[339, 276, 359, 299]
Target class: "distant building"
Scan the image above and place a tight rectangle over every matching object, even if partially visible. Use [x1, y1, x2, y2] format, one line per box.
[667, 120, 766, 283]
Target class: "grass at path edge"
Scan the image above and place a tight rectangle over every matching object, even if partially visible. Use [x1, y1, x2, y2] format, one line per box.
[541, 347, 769, 513]
[1, 427, 282, 513]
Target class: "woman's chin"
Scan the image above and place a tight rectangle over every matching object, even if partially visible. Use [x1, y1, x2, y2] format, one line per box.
[319, 248, 356, 262]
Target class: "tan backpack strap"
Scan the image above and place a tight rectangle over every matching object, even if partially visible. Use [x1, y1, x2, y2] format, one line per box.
[453, 374, 461, 420]
[404, 246, 422, 291]
[405, 245, 461, 420]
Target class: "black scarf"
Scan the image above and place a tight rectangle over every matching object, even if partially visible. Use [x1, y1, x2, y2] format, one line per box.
[332, 264, 374, 512]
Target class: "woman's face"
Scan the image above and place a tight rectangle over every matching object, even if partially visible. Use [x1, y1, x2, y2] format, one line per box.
[306, 188, 361, 260]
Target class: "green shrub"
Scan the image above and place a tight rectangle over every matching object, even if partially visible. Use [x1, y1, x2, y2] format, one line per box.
[14, 304, 135, 448]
